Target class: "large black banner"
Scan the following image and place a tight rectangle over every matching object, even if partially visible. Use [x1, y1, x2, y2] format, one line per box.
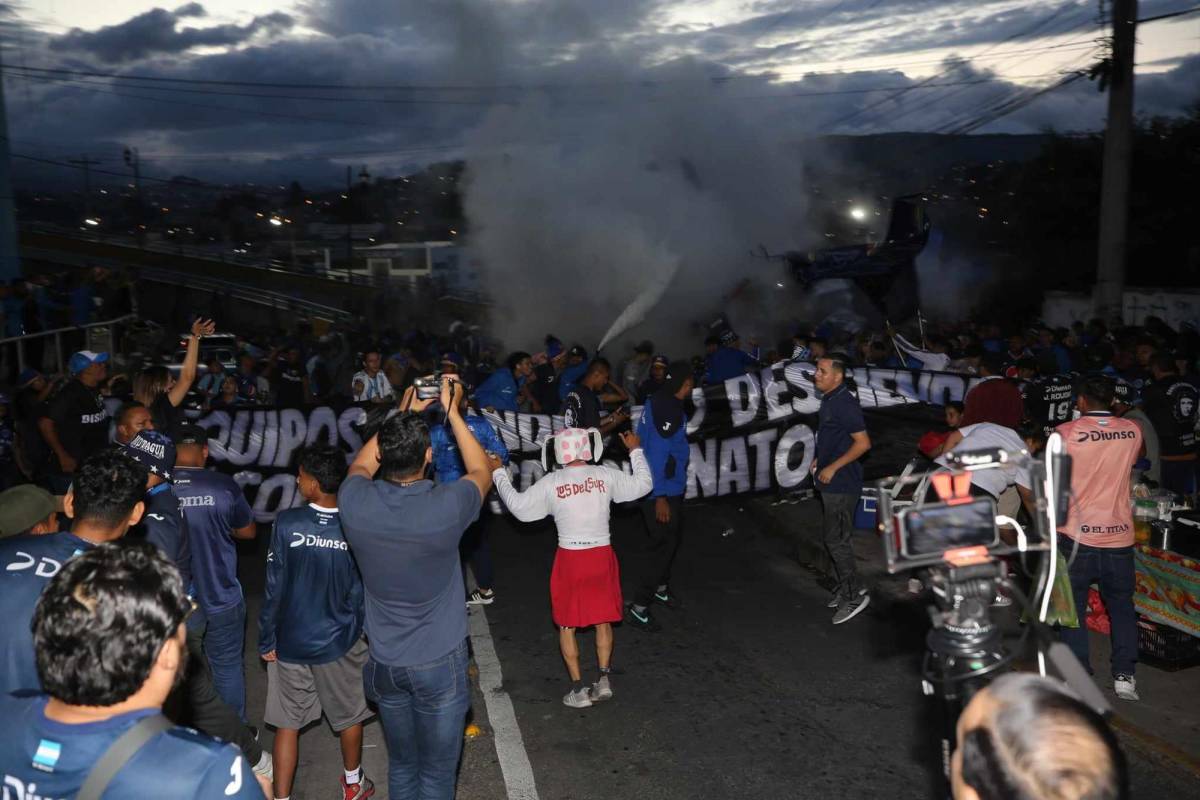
[173, 362, 979, 521]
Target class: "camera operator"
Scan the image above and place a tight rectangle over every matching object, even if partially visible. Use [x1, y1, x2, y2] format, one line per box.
[951, 673, 1128, 800]
[339, 376, 500, 799]
[1055, 376, 1143, 701]
[0, 542, 268, 799]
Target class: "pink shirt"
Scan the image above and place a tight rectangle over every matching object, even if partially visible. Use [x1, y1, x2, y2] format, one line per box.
[1056, 413, 1142, 548]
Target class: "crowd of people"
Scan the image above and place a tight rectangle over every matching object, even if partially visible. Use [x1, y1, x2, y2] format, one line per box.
[2, 300, 1187, 800]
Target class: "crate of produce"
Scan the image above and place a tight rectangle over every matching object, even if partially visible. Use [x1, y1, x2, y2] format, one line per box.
[1136, 616, 1200, 670]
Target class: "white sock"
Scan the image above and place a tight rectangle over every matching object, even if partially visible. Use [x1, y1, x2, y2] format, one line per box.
[275, 796, 290, 800]
[345, 767, 362, 785]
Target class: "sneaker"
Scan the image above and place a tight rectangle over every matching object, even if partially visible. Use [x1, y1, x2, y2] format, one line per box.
[252, 751, 273, 781]
[624, 605, 662, 632]
[827, 586, 868, 609]
[653, 589, 682, 610]
[1114, 674, 1140, 701]
[341, 774, 376, 800]
[563, 687, 593, 708]
[832, 593, 871, 625]
[589, 675, 613, 703]
[467, 588, 495, 605]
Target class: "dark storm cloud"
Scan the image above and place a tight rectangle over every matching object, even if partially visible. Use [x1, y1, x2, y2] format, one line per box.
[50, 3, 295, 63]
[7, 0, 1198, 188]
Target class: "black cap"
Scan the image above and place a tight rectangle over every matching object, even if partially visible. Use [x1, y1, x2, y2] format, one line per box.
[635, 340, 654, 355]
[173, 422, 209, 446]
[568, 345, 588, 360]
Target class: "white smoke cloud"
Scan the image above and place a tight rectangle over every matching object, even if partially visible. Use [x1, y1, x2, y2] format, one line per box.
[460, 64, 813, 357]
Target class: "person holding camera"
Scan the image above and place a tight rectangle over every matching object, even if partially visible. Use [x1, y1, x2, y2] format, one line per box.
[339, 376, 499, 799]
[492, 427, 653, 709]
[951, 673, 1128, 800]
[812, 354, 873, 625]
[0, 542, 268, 799]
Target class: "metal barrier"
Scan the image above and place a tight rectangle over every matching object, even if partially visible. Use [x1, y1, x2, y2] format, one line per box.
[0, 314, 138, 375]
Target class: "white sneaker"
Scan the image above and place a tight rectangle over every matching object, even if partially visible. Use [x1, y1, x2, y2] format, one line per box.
[589, 675, 613, 703]
[563, 687, 593, 708]
[1114, 674, 1140, 701]
[252, 750, 273, 780]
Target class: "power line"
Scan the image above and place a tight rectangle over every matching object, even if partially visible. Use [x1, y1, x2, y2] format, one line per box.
[823, 1, 1099, 131]
[0, 36, 1114, 94]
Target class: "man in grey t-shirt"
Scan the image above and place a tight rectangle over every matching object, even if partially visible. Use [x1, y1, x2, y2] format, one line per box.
[339, 376, 499, 800]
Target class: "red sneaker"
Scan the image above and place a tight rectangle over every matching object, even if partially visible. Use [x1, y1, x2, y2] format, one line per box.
[342, 774, 376, 800]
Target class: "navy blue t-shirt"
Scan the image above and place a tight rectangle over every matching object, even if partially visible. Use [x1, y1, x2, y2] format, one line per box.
[0, 695, 261, 799]
[815, 383, 867, 495]
[136, 484, 193, 595]
[172, 467, 254, 615]
[338, 476, 481, 667]
[704, 347, 758, 384]
[259, 504, 364, 665]
[0, 532, 93, 696]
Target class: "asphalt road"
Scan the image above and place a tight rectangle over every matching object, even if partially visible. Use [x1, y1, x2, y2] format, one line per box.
[234, 494, 1200, 799]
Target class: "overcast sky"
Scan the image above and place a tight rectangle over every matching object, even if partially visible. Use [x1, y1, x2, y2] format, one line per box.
[6, 0, 1199, 187]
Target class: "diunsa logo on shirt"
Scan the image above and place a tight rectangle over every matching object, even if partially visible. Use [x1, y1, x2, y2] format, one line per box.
[289, 532, 347, 550]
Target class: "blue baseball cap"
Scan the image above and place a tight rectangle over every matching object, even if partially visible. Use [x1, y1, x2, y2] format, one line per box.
[121, 430, 177, 482]
[440, 351, 464, 368]
[68, 350, 109, 376]
[17, 368, 42, 388]
[545, 336, 564, 359]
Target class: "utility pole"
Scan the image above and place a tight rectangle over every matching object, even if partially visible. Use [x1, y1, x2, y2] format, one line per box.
[0, 48, 21, 282]
[1094, 0, 1137, 323]
[67, 155, 101, 223]
[123, 146, 143, 247]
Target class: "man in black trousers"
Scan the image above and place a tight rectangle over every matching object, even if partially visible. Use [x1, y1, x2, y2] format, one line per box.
[626, 362, 694, 632]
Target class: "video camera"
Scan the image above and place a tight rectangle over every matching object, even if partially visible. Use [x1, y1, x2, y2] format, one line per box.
[414, 372, 447, 401]
[875, 437, 1111, 794]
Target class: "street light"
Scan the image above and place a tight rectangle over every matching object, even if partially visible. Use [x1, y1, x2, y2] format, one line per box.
[269, 218, 283, 227]
[83, 218, 100, 227]
[849, 207, 867, 221]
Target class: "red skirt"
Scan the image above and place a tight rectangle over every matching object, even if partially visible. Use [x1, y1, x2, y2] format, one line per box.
[549, 545, 623, 628]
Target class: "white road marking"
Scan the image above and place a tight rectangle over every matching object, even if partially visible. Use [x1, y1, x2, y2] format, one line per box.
[468, 601, 541, 800]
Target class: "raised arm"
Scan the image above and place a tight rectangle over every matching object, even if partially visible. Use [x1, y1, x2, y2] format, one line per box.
[444, 376, 495, 501]
[492, 467, 552, 522]
[609, 431, 654, 502]
[170, 318, 216, 407]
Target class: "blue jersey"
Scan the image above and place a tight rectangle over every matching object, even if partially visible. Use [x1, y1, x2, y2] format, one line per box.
[473, 370, 522, 412]
[636, 402, 691, 498]
[259, 505, 364, 665]
[0, 695, 261, 799]
[172, 467, 254, 615]
[0, 532, 93, 696]
[558, 362, 588, 400]
[703, 347, 757, 384]
[430, 416, 509, 484]
[136, 484, 193, 596]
